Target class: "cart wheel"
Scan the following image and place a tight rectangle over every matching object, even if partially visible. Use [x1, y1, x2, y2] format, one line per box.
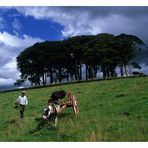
[72, 95, 79, 115]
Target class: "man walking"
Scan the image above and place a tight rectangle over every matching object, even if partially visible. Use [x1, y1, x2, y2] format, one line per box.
[16, 91, 28, 118]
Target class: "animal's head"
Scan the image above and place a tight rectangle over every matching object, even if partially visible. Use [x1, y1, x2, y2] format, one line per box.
[42, 105, 51, 119]
[42, 104, 53, 120]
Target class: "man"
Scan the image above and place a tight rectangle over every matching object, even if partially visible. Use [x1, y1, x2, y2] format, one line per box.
[16, 91, 28, 118]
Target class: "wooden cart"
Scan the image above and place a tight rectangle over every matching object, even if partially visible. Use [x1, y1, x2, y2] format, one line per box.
[59, 91, 79, 115]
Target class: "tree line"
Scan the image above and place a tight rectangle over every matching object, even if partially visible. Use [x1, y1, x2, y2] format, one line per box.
[16, 33, 145, 86]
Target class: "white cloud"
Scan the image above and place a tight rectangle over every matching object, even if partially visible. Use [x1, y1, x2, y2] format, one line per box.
[0, 7, 148, 87]
[12, 18, 21, 36]
[0, 61, 19, 81]
[0, 31, 42, 47]
[2, 57, 17, 70]
[14, 7, 148, 75]
[0, 17, 5, 30]
[15, 7, 148, 40]
[0, 31, 43, 86]
[0, 78, 15, 86]
[141, 63, 148, 75]
[16, 7, 103, 37]
[12, 18, 21, 30]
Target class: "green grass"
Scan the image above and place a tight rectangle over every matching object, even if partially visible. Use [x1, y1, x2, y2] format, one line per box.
[0, 77, 148, 141]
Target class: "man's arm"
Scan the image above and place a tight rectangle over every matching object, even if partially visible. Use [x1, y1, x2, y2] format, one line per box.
[16, 96, 20, 103]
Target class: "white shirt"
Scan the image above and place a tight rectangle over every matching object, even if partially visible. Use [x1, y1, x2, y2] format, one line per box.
[17, 96, 28, 105]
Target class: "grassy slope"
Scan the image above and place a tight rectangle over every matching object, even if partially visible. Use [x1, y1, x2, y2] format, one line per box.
[0, 77, 148, 141]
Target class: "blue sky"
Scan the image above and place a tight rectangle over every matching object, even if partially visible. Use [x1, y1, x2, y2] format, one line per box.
[0, 7, 148, 87]
[0, 8, 63, 40]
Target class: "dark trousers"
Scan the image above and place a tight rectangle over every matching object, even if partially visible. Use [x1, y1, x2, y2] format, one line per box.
[19, 104, 25, 118]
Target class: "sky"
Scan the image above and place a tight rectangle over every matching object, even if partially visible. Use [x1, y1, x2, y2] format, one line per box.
[0, 6, 148, 87]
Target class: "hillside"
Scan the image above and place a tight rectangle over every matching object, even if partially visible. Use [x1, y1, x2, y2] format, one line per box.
[0, 77, 148, 141]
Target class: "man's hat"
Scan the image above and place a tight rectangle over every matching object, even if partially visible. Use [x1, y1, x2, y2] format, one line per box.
[22, 91, 26, 94]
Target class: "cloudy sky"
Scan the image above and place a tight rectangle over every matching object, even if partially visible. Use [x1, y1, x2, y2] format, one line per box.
[0, 6, 148, 87]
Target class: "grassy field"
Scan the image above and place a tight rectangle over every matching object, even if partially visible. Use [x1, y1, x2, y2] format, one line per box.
[0, 77, 148, 141]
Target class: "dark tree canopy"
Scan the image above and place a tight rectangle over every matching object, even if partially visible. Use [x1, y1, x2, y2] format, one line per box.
[16, 33, 145, 86]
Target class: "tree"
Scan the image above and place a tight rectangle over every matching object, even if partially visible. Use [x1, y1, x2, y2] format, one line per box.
[114, 33, 144, 76]
[14, 79, 25, 87]
[131, 62, 142, 70]
[64, 35, 94, 80]
[84, 33, 118, 78]
[16, 33, 145, 86]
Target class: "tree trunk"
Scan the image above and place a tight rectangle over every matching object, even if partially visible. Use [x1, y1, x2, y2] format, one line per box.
[50, 72, 53, 84]
[42, 73, 45, 85]
[124, 65, 128, 76]
[77, 64, 80, 80]
[79, 62, 82, 80]
[86, 64, 88, 80]
[66, 68, 69, 82]
[93, 65, 97, 79]
[75, 66, 78, 81]
[128, 65, 132, 76]
[37, 74, 40, 85]
[120, 65, 124, 77]
[102, 65, 106, 78]
[88, 65, 91, 79]
[106, 66, 110, 78]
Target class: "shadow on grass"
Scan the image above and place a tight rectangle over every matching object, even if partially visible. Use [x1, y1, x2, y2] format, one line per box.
[5, 119, 18, 124]
[4, 119, 21, 127]
[58, 112, 74, 119]
[29, 118, 55, 134]
[115, 93, 128, 98]
[29, 112, 73, 134]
